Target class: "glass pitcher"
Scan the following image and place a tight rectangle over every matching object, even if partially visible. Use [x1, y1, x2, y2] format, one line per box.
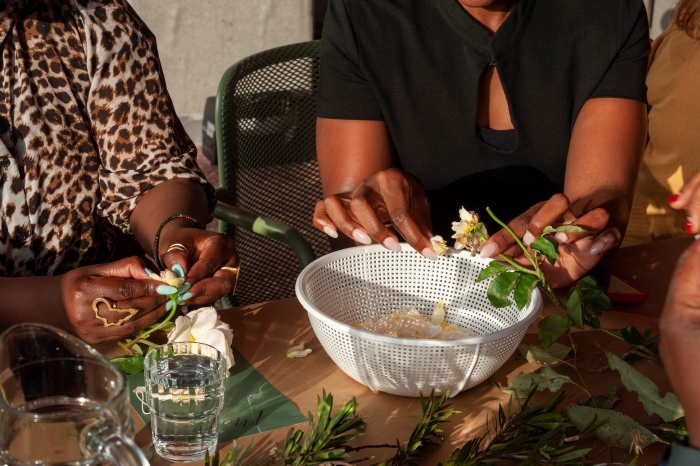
[0, 323, 149, 465]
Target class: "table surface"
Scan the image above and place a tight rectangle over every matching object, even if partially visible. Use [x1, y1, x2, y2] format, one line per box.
[117, 237, 694, 466]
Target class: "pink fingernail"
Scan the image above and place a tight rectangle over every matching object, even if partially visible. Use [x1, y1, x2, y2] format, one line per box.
[479, 243, 497, 258]
[555, 232, 568, 243]
[589, 240, 607, 255]
[523, 231, 536, 246]
[352, 229, 372, 245]
[323, 226, 338, 238]
[421, 247, 438, 261]
[383, 237, 402, 252]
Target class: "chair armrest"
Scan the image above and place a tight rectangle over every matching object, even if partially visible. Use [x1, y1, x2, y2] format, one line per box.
[213, 200, 316, 269]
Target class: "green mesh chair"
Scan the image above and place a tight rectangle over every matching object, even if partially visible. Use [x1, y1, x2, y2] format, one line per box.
[214, 40, 330, 308]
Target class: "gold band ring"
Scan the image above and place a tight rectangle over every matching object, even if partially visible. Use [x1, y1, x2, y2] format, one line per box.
[166, 243, 188, 255]
[220, 262, 241, 296]
[92, 298, 139, 328]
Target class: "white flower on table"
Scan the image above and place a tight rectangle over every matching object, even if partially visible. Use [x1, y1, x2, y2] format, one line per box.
[167, 307, 235, 371]
[147, 269, 186, 289]
[286, 342, 312, 358]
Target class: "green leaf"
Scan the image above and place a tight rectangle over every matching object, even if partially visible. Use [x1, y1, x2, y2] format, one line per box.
[513, 275, 539, 310]
[476, 260, 509, 282]
[566, 288, 584, 328]
[551, 448, 592, 462]
[543, 225, 589, 235]
[503, 367, 572, 399]
[620, 327, 646, 346]
[581, 287, 613, 312]
[605, 350, 684, 422]
[566, 405, 659, 450]
[487, 271, 522, 308]
[531, 237, 559, 265]
[576, 275, 598, 290]
[111, 355, 145, 376]
[590, 384, 620, 409]
[518, 343, 571, 365]
[538, 314, 572, 347]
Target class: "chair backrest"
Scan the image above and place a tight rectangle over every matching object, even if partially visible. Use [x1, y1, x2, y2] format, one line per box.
[216, 40, 330, 306]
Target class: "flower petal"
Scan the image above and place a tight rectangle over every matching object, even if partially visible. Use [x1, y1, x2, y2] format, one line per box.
[189, 307, 219, 340]
[430, 236, 449, 256]
[197, 329, 234, 370]
[286, 343, 312, 359]
[431, 299, 445, 325]
[167, 316, 193, 342]
[214, 321, 234, 345]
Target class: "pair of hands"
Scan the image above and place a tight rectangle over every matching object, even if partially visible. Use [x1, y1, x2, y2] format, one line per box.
[62, 227, 239, 345]
[313, 168, 619, 288]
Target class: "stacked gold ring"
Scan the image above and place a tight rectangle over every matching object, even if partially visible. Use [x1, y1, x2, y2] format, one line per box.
[220, 262, 242, 296]
[166, 243, 188, 255]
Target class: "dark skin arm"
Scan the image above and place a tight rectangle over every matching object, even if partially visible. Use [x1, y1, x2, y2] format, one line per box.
[313, 98, 646, 287]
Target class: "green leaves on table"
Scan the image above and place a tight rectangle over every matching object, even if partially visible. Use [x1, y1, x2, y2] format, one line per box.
[605, 350, 684, 422]
[518, 342, 571, 365]
[538, 315, 573, 348]
[503, 367, 573, 399]
[111, 355, 145, 376]
[566, 405, 659, 451]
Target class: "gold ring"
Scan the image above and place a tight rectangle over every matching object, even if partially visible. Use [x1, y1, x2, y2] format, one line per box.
[92, 298, 139, 328]
[220, 262, 241, 296]
[166, 243, 188, 255]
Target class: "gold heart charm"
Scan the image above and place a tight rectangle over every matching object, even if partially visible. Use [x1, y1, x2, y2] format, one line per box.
[92, 298, 139, 327]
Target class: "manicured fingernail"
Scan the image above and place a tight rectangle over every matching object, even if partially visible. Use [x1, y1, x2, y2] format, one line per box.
[352, 228, 372, 245]
[166, 300, 174, 311]
[686, 218, 693, 234]
[383, 237, 402, 252]
[555, 232, 568, 244]
[323, 226, 338, 238]
[156, 285, 178, 295]
[178, 282, 191, 295]
[179, 292, 193, 301]
[421, 247, 438, 261]
[172, 264, 185, 278]
[589, 240, 607, 255]
[144, 267, 155, 276]
[523, 231, 536, 246]
[479, 243, 497, 258]
[668, 194, 680, 204]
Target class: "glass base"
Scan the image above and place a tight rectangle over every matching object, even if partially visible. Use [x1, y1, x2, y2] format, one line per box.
[154, 439, 216, 462]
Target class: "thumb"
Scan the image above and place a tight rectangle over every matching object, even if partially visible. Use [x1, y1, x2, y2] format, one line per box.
[160, 240, 194, 279]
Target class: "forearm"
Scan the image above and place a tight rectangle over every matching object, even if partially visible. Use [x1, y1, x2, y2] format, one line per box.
[129, 178, 209, 259]
[0, 275, 67, 331]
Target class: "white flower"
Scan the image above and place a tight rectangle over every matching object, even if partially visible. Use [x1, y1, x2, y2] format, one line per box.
[431, 299, 445, 325]
[459, 207, 477, 223]
[430, 236, 449, 256]
[286, 342, 312, 358]
[148, 269, 186, 289]
[167, 307, 234, 370]
[451, 208, 487, 255]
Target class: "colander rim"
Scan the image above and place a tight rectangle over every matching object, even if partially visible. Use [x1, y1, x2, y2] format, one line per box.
[295, 244, 543, 347]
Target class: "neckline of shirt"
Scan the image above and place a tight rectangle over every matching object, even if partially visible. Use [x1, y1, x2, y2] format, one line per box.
[434, 0, 536, 64]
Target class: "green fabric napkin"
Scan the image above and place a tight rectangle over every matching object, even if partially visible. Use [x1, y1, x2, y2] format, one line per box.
[128, 347, 307, 441]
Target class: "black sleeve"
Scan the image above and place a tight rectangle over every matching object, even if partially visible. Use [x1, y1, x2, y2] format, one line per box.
[316, 0, 384, 120]
[590, 0, 650, 102]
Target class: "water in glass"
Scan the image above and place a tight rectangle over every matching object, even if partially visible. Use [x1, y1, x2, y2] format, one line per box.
[145, 343, 226, 462]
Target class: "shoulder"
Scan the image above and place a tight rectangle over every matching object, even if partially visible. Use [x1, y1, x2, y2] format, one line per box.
[71, 0, 156, 44]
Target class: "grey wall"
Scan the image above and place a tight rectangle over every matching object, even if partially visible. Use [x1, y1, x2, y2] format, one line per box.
[128, 0, 313, 144]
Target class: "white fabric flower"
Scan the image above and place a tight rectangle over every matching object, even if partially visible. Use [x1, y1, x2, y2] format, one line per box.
[430, 236, 449, 256]
[167, 307, 234, 370]
[148, 269, 186, 289]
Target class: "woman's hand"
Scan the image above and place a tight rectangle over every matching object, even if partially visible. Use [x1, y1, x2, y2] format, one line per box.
[313, 168, 436, 258]
[660, 239, 700, 448]
[158, 226, 239, 305]
[61, 257, 171, 344]
[481, 193, 620, 287]
[668, 171, 700, 235]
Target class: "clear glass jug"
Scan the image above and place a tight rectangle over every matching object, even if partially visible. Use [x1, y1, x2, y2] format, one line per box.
[0, 323, 149, 465]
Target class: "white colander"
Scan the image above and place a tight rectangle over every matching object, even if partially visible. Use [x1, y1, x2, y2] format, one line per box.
[295, 244, 542, 398]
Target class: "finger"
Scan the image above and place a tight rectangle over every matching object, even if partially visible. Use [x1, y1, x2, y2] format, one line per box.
[92, 301, 170, 342]
[350, 185, 402, 252]
[523, 194, 571, 245]
[91, 256, 151, 280]
[323, 196, 372, 245]
[556, 207, 611, 245]
[183, 258, 239, 305]
[187, 234, 238, 285]
[480, 202, 545, 258]
[313, 200, 340, 238]
[683, 191, 700, 234]
[161, 240, 195, 278]
[588, 228, 620, 256]
[669, 173, 700, 210]
[85, 277, 174, 301]
[92, 295, 168, 325]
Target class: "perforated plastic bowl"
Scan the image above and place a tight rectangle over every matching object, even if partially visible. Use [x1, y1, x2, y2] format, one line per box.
[295, 244, 542, 397]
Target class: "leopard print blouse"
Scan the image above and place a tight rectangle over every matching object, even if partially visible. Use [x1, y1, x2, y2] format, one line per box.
[0, 0, 215, 277]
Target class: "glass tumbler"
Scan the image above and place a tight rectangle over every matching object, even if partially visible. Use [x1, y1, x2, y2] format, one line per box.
[143, 341, 226, 462]
[0, 323, 148, 466]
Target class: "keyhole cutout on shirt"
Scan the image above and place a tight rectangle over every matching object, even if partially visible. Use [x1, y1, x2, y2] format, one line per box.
[476, 65, 514, 130]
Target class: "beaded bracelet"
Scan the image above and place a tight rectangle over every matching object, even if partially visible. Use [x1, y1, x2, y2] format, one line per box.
[153, 214, 203, 270]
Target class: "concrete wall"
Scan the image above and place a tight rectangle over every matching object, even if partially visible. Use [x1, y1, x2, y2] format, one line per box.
[128, 0, 313, 144]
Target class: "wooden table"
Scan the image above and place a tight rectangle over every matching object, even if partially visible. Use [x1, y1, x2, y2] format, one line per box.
[128, 237, 694, 465]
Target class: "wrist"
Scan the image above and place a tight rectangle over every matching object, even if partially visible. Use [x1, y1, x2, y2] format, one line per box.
[152, 214, 203, 269]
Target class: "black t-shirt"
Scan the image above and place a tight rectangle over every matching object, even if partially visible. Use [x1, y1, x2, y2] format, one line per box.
[316, 0, 650, 236]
